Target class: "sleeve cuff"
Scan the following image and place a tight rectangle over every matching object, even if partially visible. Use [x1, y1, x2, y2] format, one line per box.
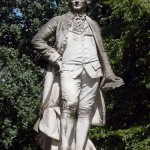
[46, 48, 61, 63]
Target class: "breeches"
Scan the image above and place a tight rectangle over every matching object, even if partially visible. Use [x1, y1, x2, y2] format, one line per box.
[61, 69, 100, 118]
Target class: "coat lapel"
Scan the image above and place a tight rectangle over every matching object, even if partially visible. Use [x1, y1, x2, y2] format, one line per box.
[62, 12, 72, 39]
[86, 16, 101, 50]
[86, 16, 106, 71]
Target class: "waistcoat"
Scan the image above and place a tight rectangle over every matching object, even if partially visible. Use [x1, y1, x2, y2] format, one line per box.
[62, 20, 99, 65]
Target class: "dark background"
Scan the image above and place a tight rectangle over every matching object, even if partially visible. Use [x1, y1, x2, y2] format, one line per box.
[0, 0, 150, 149]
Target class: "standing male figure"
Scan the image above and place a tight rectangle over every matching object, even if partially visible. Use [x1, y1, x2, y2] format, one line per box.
[32, 0, 123, 150]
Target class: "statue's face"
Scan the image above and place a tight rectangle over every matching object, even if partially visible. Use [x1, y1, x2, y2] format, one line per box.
[70, 0, 87, 13]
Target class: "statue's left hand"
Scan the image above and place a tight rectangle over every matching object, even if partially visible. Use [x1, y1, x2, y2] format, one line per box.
[105, 75, 115, 82]
[100, 74, 124, 91]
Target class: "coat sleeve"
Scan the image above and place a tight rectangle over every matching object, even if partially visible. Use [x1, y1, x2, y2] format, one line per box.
[93, 21, 124, 89]
[31, 16, 61, 63]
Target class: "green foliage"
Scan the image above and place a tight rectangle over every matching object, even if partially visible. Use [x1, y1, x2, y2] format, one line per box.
[0, 0, 150, 149]
[0, 46, 42, 149]
[88, 0, 150, 149]
[90, 125, 150, 150]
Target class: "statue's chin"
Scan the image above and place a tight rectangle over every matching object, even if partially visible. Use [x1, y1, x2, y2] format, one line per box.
[71, 7, 85, 13]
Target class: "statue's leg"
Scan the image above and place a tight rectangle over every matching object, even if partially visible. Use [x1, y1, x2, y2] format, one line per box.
[60, 76, 81, 149]
[76, 70, 100, 150]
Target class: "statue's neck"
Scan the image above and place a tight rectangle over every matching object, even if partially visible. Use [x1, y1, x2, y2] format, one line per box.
[70, 10, 86, 18]
[70, 8, 86, 16]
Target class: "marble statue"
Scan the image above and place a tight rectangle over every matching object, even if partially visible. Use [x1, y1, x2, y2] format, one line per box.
[31, 0, 124, 150]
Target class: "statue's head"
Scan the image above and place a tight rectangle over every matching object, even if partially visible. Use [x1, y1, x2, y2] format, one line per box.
[68, 0, 91, 13]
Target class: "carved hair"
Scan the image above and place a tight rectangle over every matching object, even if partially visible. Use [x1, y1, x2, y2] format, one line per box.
[68, 0, 91, 8]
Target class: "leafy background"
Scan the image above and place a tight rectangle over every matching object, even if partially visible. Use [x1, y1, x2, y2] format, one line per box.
[0, 0, 150, 149]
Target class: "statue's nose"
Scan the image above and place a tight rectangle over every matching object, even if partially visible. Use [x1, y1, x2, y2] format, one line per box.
[75, 1, 79, 5]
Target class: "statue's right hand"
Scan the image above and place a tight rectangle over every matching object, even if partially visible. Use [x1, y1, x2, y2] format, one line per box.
[57, 60, 62, 70]
[56, 57, 62, 72]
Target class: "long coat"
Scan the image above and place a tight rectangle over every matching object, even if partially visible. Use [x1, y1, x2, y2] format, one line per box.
[32, 12, 116, 150]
